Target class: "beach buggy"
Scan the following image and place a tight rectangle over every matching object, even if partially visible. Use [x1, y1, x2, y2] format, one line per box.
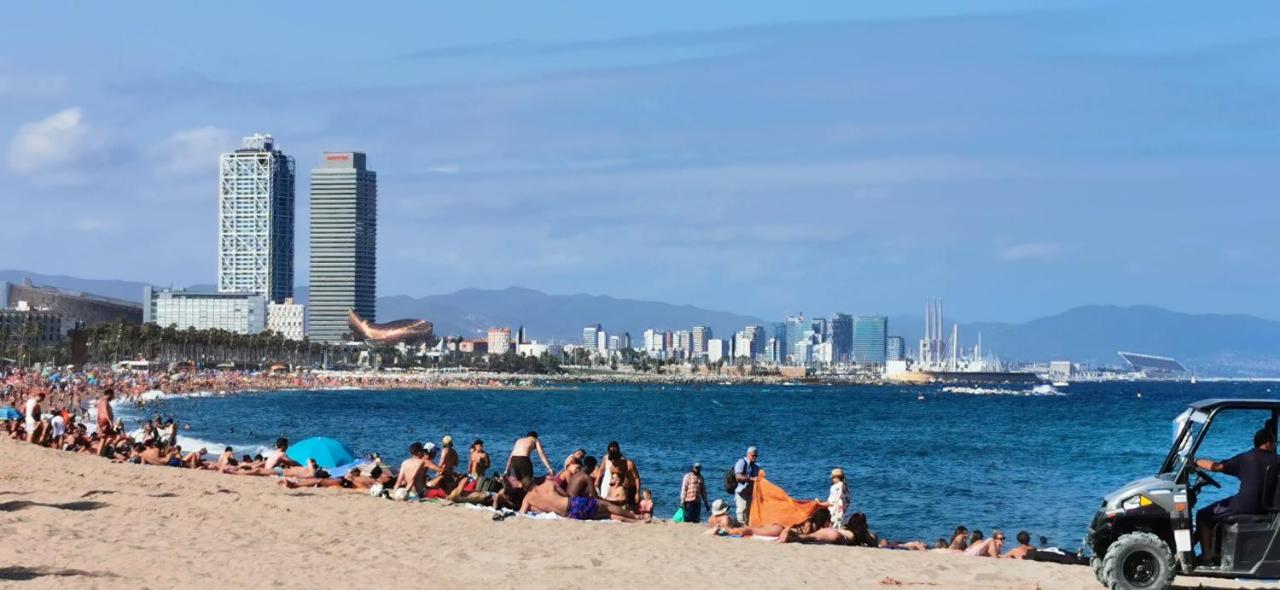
[1087, 399, 1280, 589]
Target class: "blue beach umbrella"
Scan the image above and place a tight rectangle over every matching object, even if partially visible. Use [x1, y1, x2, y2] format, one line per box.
[0, 407, 19, 420]
[286, 437, 356, 469]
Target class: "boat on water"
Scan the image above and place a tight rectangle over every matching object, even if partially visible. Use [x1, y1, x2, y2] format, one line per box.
[1052, 380, 1069, 388]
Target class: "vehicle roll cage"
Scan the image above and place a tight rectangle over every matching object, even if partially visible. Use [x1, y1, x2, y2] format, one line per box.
[1160, 400, 1280, 484]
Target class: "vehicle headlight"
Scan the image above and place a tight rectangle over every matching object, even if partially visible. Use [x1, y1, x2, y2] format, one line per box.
[1121, 495, 1153, 510]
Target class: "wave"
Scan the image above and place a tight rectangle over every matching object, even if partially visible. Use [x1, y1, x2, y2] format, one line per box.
[940, 384, 1065, 397]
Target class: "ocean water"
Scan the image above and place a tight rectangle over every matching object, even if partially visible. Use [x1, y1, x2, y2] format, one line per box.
[120, 380, 1280, 548]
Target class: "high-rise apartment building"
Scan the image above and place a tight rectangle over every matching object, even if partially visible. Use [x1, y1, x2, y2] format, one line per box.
[218, 133, 295, 303]
[691, 325, 712, 358]
[853, 315, 889, 365]
[308, 151, 376, 343]
[830, 313, 853, 363]
[770, 322, 788, 364]
[784, 315, 808, 365]
[487, 327, 512, 355]
[886, 336, 905, 362]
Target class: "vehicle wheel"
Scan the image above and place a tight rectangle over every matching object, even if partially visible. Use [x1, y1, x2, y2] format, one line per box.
[1091, 555, 1106, 585]
[1100, 532, 1176, 590]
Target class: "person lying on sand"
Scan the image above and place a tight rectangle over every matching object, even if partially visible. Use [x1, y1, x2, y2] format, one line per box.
[279, 466, 383, 490]
[963, 529, 1004, 557]
[706, 499, 736, 529]
[1003, 531, 1034, 559]
[519, 476, 648, 523]
[948, 526, 969, 551]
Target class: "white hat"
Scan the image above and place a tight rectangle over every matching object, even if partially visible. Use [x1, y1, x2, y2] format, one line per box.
[711, 499, 729, 516]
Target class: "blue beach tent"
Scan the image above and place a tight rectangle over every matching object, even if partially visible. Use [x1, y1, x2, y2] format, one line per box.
[285, 437, 356, 469]
[0, 407, 20, 420]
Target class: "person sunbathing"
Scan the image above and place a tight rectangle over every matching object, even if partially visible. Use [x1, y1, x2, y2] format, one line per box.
[519, 477, 647, 522]
[1004, 531, 1035, 559]
[948, 526, 970, 551]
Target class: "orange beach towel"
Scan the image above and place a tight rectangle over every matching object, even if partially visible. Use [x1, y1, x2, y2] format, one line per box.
[748, 476, 822, 528]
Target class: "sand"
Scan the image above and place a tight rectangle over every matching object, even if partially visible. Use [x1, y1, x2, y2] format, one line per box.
[0, 438, 1259, 590]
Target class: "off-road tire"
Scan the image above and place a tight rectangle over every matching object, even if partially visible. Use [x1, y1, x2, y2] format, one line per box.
[1100, 531, 1176, 590]
[1092, 555, 1106, 585]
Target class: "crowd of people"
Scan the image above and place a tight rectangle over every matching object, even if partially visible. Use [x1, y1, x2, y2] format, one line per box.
[3, 365, 1085, 565]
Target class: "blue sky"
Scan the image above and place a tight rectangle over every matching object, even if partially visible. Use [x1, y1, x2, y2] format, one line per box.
[1, 1, 1277, 321]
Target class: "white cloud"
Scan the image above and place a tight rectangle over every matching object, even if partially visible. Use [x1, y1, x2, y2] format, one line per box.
[998, 242, 1064, 261]
[152, 126, 234, 177]
[6, 107, 102, 176]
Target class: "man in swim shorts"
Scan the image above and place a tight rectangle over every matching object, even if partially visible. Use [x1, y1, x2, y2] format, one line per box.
[506, 431, 553, 488]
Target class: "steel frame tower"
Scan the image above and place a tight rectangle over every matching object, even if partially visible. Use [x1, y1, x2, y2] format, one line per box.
[217, 133, 295, 303]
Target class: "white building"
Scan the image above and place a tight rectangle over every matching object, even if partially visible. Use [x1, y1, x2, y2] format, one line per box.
[218, 133, 295, 303]
[706, 338, 729, 363]
[267, 298, 305, 340]
[597, 330, 608, 354]
[144, 286, 266, 335]
[517, 342, 563, 358]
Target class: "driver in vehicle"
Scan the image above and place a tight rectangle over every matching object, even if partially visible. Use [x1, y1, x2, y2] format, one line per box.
[1194, 428, 1279, 560]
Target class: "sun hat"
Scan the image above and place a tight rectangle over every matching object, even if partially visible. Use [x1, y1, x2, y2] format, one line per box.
[711, 499, 729, 516]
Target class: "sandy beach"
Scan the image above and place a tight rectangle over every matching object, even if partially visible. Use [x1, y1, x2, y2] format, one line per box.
[0, 437, 1192, 590]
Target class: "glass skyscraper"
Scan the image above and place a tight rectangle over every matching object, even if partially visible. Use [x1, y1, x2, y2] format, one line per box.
[830, 313, 853, 363]
[853, 315, 889, 364]
[308, 152, 377, 343]
[218, 133, 295, 303]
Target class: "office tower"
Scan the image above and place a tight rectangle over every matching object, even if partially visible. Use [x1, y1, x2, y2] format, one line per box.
[583, 324, 601, 349]
[830, 313, 853, 363]
[770, 322, 788, 364]
[218, 133, 295, 303]
[674, 330, 692, 359]
[145, 286, 266, 335]
[886, 336, 905, 362]
[853, 315, 889, 365]
[308, 151, 376, 342]
[784, 315, 808, 365]
[691, 325, 712, 357]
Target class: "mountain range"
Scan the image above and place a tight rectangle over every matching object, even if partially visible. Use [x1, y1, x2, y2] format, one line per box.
[4, 269, 1279, 376]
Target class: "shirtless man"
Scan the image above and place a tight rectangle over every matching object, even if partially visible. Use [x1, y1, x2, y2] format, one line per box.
[1004, 531, 1036, 559]
[519, 471, 648, 523]
[505, 431, 553, 488]
[429, 436, 460, 490]
[597, 442, 641, 510]
[23, 391, 44, 445]
[96, 389, 115, 437]
[395, 442, 430, 498]
[138, 441, 176, 466]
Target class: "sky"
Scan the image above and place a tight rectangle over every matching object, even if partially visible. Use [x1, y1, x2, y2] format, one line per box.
[1, 1, 1278, 322]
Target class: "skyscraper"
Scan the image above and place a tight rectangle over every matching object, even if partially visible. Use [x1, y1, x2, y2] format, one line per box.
[830, 313, 853, 363]
[691, 325, 712, 358]
[784, 315, 807, 365]
[583, 324, 601, 349]
[853, 315, 889, 365]
[218, 133, 295, 303]
[308, 151, 377, 342]
[770, 322, 788, 364]
[886, 336, 905, 362]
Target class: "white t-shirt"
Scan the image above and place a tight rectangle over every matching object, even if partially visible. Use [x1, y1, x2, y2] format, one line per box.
[50, 415, 65, 437]
[23, 398, 38, 429]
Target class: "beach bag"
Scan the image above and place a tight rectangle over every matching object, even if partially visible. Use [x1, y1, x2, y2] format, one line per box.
[723, 469, 738, 495]
[672, 507, 685, 523]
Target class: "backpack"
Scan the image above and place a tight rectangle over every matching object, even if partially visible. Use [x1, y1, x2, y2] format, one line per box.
[723, 467, 739, 495]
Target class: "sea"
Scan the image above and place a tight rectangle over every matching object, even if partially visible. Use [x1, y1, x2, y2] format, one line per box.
[118, 380, 1280, 549]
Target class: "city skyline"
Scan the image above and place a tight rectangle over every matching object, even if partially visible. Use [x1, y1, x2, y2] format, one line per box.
[2, 2, 1278, 322]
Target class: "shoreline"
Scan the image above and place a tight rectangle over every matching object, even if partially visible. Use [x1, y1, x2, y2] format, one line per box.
[2, 436, 1116, 590]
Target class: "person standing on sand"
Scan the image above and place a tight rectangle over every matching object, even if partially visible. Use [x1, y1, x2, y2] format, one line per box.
[505, 431, 553, 488]
[468, 439, 490, 478]
[818, 468, 850, 527]
[734, 446, 761, 524]
[679, 463, 710, 523]
[96, 388, 116, 438]
[23, 390, 44, 444]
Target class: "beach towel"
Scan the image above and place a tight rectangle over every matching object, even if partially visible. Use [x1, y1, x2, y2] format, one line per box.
[748, 477, 822, 528]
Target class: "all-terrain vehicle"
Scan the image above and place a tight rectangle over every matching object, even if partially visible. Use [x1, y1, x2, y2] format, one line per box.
[1087, 399, 1280, 589]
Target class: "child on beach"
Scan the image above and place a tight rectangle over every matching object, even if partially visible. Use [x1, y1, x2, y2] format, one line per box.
[638, 488, 654, 519]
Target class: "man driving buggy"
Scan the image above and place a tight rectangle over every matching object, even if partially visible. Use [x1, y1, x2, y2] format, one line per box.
[1193, 428, 1279, 560]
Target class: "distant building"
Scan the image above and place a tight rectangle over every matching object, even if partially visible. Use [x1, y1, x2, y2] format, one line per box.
[706, 338, 729, 363]
[740, 324, 765, 359]
[144, 286, 266, 335]
[1048, 360, 1073, 381]
[597, 330, 608, 354]
[784, 315, 808, 365]
[643, 329, 665, 354]
[487, 327, 512, 354]
[814, 340, 834, 364]
[218, 133, 295, 303]
[459, 339, 488, 354]
[674, 330, 691, 359]
[267, 298, 306, 341]
[853, 315, 888, 365]
[0, 309, 64, 349]
[608, 334, 621, 352]
[1, 278, 141, 332]
[517, 342, 562, 358]
[582, 324, 601, 349]
[308, 151, 376, 343]
[691, 325, 712, 358]
[770, 322, 788, 364]
[765, 338, 781, 365]
[830, 313, 853, 363]
[886, 336, 905, 362]
[1119, 352, 1186, 377]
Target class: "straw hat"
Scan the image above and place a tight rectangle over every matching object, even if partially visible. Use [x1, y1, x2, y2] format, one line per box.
[831, 468, 845, 479]
[711, 499, 729, 516]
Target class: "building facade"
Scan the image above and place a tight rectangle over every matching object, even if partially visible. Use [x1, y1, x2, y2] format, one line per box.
[0, 310, 64, 349]
[266, 298, 306, 341]
[218, 133, 295, 303]
[830, 313, 853, 363]
[886, 336, 905, 362]
[308, 151, 376, 343]
[853, 315, 889, 365]
[487, 327, 512, 355]
[582, 324, 601, 349]
[144, 286, 266, 335]
[1, 279, 141, 331]
[691, 325, 711, 358]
